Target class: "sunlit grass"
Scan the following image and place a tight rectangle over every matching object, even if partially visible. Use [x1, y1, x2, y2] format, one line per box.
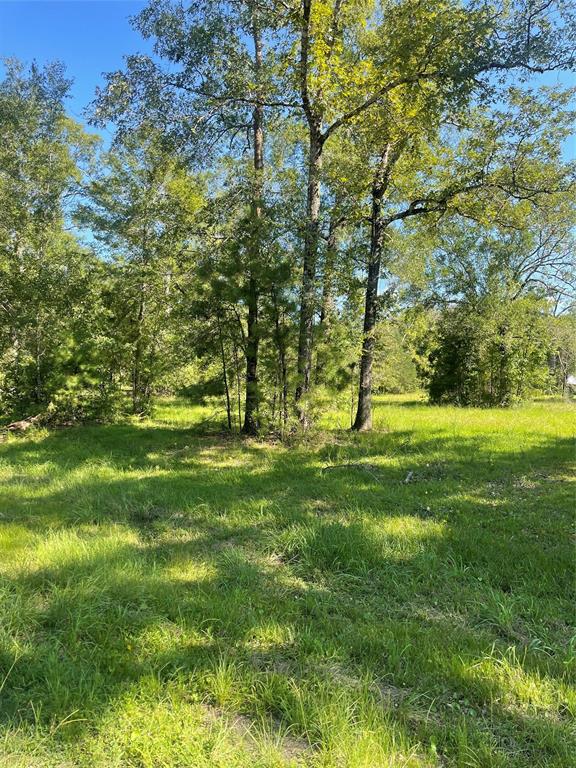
[0, 395, 574, 767]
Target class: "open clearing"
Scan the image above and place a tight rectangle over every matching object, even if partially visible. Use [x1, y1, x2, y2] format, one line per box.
[0, 395, 574, 767]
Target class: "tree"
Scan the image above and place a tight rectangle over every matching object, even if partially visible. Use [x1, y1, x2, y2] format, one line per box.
[93, 0, 287, 434]
[350, 82, 575, 428]
[428, 290, 551, 405]
[286, 0, 575, 424]
[4, 4, 573, 428]
[76, 127, 202, 414]
[0, 60, 102, 418]
[392, 117, 576, 406]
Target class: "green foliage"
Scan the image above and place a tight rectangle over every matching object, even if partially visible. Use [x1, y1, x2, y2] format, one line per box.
[372, 320, 420, 394]
[75, 128, 199, 416]
[428, 293, 551, 406]
[0, 62, 104, 419]
[2, 0, 576, 428]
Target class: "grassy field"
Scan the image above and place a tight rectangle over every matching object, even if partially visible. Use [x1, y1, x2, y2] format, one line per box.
[0, 395, 574, 768]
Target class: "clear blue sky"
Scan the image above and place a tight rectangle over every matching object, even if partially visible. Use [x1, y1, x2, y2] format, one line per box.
[0, 0, 153, 134]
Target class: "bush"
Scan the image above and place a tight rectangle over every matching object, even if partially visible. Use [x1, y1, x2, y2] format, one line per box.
[427, 294, 550, 406]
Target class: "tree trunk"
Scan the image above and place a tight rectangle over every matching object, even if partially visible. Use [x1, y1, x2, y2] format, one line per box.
[272, 286, 288, 433]
[353, 146, 392, 432]
[35, 315, 42, 403]
[217, 315, 232, 430]
[243, 274, 260, 434]
[132, 287, 145, 414]
[316, 215, 341, 384]
[352, 238, 381, 431]
[242, 7, 264, 436]
[232, 335, 242, 432]
[295, 123, 323, 422]
[293, 0, 324, 425]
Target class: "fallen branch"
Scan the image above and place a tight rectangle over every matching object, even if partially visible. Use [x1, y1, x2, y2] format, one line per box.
[4, 414, 43, 433]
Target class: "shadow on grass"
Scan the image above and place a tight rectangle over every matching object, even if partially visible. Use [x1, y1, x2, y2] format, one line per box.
[0, 417, 574, 765]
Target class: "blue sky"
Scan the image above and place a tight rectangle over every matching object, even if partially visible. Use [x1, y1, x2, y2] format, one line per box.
[0, 0, 153, 137]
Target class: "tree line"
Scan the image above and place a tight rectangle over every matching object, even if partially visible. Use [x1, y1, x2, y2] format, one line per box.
[1, 0, 575, 433]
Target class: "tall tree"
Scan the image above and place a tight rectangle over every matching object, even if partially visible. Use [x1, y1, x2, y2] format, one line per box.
[243, 3, 265, 434]
[93, 0, 287, 434]
[285, 0, 574, 423]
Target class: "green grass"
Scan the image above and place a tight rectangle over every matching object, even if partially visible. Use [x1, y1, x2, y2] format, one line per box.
[0, 395, 574, 767]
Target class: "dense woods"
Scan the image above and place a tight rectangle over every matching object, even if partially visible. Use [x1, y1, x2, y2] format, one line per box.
[1, 0, 575, 432]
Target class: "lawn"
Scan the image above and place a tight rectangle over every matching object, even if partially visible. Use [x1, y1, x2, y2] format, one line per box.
[0, 395, 574, 768]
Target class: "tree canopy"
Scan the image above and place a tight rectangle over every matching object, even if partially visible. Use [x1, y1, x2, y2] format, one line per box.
[1, 0, 575, 427]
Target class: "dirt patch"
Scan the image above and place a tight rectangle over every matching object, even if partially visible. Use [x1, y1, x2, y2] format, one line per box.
[203, 703, 310, 763]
